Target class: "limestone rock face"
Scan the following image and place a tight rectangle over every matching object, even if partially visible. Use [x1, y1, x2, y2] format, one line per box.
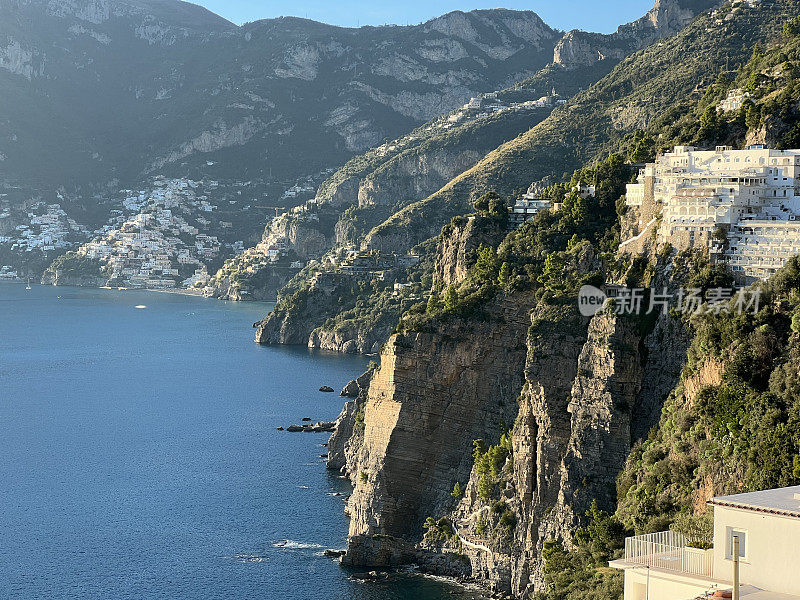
[357, 149, 482, 210]
[552, 0, 719, 70]
[341, 293, 536, 566]
[328, 369, 375, 473]
[40, 269, 107, 287]
[434, 215, 508, 288]
[552, 31, 628, 70]
[204, 261, 295, 302]
[307, 328, 383, 355]
[336, 292, 691, 595]
[554, 313, 644, 532]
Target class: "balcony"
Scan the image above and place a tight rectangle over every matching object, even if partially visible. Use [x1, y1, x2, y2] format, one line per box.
[623, 531, 714, 578]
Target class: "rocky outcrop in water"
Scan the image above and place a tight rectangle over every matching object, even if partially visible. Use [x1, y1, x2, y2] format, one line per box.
[307, 328, 384, 355]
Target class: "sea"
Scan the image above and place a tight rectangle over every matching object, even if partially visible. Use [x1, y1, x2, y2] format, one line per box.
[0, 283, 485, 600]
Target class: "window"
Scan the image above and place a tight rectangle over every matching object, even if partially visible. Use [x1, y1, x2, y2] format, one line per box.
[726, 528, 748, 561]
[633, 582, 647, 600]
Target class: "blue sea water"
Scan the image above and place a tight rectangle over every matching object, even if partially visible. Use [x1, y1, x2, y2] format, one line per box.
[0, 284, 484, 600]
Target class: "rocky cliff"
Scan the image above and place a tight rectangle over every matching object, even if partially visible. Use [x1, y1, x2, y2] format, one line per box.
[552, 0, 720, 70]
[340, 292, 537, 567]
[331, 297, 690, 595]
[364, 0, 781, 258]
[434, 215, 507, 288]
[329, 212, 694, 595]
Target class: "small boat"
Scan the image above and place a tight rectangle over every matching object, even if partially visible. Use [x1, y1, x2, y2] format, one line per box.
[25, 279, 31, 290]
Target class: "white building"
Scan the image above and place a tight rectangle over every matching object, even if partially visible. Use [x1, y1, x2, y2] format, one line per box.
[719, 89, 751, 113]
[610, 485, 800, 600]
[624, 146, 800, 281]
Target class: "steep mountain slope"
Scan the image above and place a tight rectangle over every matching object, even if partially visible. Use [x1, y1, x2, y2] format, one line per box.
[237, 0, 718, 308]
[363, 0, 782, 254]
[322, 6, 800, 599]
[0, 0, 562, 192]
[248, 1, 724, 338]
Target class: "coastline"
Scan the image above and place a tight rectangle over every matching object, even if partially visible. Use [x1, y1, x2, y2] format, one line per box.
[0, 280, 272, 305]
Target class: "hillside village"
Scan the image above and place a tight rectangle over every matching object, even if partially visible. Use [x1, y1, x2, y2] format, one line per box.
[7, 144, 800, 291]
[0, 178, 262, 287]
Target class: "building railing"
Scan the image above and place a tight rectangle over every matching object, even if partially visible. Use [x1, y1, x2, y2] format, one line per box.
[624, 531, 714, 578]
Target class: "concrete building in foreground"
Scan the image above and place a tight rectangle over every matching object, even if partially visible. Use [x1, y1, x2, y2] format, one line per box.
[623, 145, 800, 282]
[610, 485, 800, 600]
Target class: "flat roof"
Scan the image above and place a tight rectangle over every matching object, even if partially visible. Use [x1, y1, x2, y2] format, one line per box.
[710, 485, 800, 518]
[740, 585, 800, 600]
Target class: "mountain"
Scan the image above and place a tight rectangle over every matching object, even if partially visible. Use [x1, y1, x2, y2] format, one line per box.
[316, 3, 800, 598]
[363, 0, 773, 254]
[0, 0, 563, 192]
[208, 0, 719, 304]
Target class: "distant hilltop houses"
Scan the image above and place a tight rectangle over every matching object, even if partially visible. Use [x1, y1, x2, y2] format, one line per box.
[620, 145, 800, 283]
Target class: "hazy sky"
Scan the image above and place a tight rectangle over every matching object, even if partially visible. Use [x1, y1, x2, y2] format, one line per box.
[193, 1, 654, 34]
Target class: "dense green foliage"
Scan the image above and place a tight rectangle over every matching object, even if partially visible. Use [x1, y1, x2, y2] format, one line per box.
[617, 257, 800, 533]
[42, 251, 106, 282]
[401, 155, 629, 333]
[537, 503, 626, 600]
[633, 12, 800, 154]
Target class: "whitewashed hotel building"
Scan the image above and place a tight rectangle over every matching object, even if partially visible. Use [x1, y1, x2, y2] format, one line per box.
[624, 146, 800, 282]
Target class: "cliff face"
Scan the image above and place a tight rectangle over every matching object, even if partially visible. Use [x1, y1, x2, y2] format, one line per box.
[307, 327, 385, 355]
[341, 292, 536, 567]
[40, 269, 107, 287]
[254, 283, 335, 346]
[434, 215, 507, 288]
[551, 0, 720, 70]
[203, 268, 292, 302]
[333, 269, 692, 596]
[357, 149, 483, 211]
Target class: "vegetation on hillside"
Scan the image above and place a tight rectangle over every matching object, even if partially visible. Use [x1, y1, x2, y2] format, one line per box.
[399, 155, 628, 333]
[366, 0, 797, 252]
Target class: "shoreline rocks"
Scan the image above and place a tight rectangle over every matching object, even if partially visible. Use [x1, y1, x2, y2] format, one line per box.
[284, 421, 336, 433]
[340, 380, 359, 398]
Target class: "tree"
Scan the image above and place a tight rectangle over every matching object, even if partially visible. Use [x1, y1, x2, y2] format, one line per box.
[473, 244, 500, 282]
[498, 262, 512, 290]
[488, 196, 508, 221]
[477, 474, 493, 501]
[538, 253, 566, 291]
[791, 308, 800, 334]
[473, 191, 502, 214]
[671, 512, 714, 549]
[784, 16, 800, 37]
[699, 105, 719, 139]
[443, 285, 459, 311]
[628, 130, 655, 163]
[741, 99, 760, 130]
[426, 292, 442, 314]
[451, 481, 463, 498]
